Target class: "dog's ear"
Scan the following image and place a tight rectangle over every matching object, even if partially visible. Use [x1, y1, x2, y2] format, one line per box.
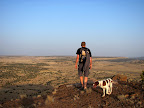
[95, 81, 99, 86]
[93, 81, 99, 88]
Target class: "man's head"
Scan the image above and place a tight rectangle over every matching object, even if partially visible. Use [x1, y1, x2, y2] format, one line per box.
[81, 42, 86, 47]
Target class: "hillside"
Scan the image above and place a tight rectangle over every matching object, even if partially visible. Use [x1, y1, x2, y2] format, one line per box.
[1, 78, 144, 108]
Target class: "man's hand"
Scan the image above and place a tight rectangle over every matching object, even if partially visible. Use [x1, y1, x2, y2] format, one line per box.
[90, 57, 92, 69]
[75, 64, 78, 69]
[75, 54, 79, 69]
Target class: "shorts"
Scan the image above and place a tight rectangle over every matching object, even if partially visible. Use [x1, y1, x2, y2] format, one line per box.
[78, 62, 89, 77]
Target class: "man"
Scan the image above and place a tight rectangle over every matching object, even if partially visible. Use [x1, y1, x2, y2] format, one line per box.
[75, 42, 92, 90]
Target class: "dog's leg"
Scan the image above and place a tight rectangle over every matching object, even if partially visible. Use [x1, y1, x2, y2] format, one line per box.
[110, 84, 112, 93]
[102, 88, 105, 97]
[108, 83, 112, 94]
[107, 87, 111, 95]
[106, 87, 109, 94]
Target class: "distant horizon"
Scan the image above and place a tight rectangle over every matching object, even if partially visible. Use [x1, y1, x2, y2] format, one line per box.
[0, 54, 144, 58]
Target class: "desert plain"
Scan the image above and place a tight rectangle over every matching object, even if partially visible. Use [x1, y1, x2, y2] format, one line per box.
[0, 56, 144, 107]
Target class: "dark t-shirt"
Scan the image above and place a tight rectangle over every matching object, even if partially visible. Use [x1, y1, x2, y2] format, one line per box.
[76, 47, 92, 57]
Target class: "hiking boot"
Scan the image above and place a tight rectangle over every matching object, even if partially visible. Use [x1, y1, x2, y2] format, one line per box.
[79, 87, 84, 90]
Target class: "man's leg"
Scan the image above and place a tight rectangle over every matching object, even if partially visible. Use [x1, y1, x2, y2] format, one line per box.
[84, 77, 88, 89]
[84, 67, 89, 89]
[78, 63, 83, 87]
[80, 76, 84, 87]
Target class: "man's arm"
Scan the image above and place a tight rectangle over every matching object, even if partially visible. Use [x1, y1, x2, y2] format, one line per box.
[75, 54, 79, 69]
[90, 57, 92, 69]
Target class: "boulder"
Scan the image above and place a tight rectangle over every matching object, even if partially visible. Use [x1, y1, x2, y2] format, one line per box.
[73, 94, 80, 101]
[112, 74, 127, 82]
[20, 94, 27, 99]
[52, 89, 57, 95]
[45, 95, 54, 105]
[86, 88, 92, 94]
[117, 95, 126, 101]
[80, 91, 84, 94]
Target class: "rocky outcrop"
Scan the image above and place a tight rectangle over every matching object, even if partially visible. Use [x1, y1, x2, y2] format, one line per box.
[112, 74, 127, 82]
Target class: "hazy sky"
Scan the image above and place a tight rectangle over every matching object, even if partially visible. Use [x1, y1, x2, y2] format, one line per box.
[0, 0, 144, 57]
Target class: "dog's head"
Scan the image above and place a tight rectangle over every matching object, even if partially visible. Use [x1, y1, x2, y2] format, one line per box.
[93, 81, 99, 88]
